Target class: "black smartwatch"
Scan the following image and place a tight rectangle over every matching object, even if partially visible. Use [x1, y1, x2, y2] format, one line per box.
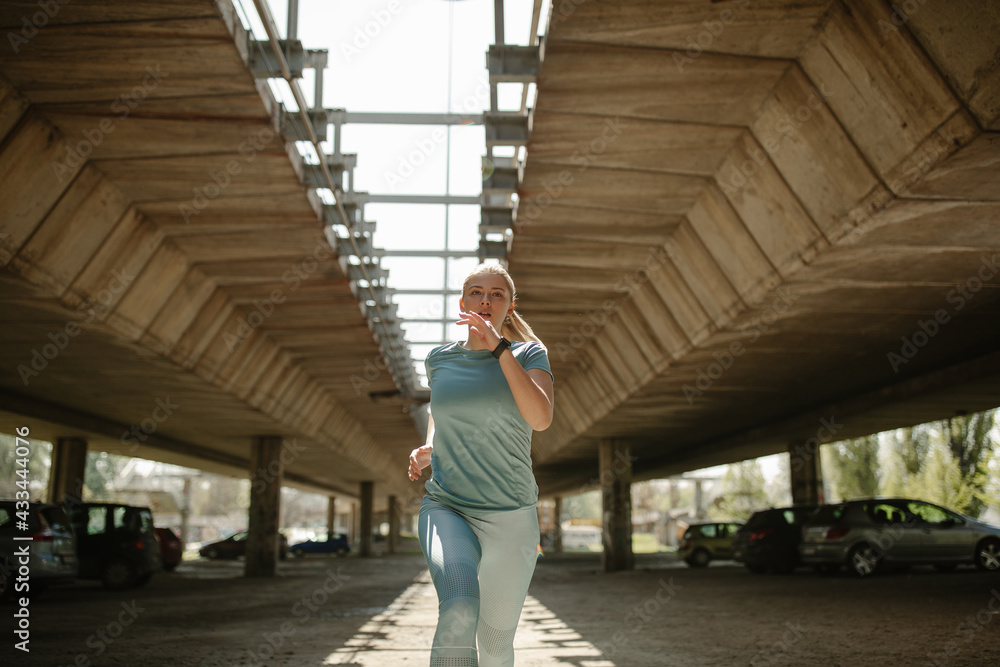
[491, 336, 511, 359]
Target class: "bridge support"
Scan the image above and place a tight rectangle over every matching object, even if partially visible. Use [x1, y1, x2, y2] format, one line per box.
[387, 495, 399, 554]
[600, 439, 634, 572]
[245, 436, 283, 577]
[789, 441, 825, 506]
[47, 436, 88, 506]
[359, 481, 373, 557]
[552, 496, 563, 554]
[326, 495, 337, 536]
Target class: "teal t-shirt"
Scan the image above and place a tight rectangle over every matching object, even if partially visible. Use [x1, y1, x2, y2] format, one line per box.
[424, 340, 552, 516]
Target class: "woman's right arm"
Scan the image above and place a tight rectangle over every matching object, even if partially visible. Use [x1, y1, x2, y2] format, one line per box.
[407, 412, 434, 481]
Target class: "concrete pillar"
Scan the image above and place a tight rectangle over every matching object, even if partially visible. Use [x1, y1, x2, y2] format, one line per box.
[553, 496, 563, 553]
[47, 436, 88, 506]
[245, 436, 283, 577]
[789, 441, 825, 506]
[350, 502, 358, 545]
[387, 495, 399, 554]
[359, 481, 373, 557]
[326, 496, 337, 536]
[600, 439, 634, 572]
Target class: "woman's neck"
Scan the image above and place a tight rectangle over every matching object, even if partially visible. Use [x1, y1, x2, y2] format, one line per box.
[463, 337, 490, 351]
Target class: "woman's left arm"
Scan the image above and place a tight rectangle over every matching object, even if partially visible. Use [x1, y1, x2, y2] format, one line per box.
[499, 356, 554, 431]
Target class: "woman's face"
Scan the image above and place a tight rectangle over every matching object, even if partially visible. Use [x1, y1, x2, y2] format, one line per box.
[460, 273, 514, 331]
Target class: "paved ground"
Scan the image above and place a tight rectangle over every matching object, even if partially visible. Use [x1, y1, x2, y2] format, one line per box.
[4, 547, 1000, 666]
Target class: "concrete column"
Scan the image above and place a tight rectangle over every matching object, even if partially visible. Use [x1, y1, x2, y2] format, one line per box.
[326, 496, 337, 536]
[553, 496, 563, 553]
[359, 481, 373, 557]
[47, 436, 88, 506]
[245, 436, 283, 577]
[789, 441, 825, 506]
[350, 502, 358, 545]
[600, 439, 634, 572]
[387, 495, 399, 554]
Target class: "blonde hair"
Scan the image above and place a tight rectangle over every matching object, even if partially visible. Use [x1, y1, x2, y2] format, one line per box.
[462, 263, 542, 344]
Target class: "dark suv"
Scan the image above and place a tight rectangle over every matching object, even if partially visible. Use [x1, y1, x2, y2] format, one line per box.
[732, 505, 818, 574]
[67, 502, 160, 590]
[0, 500, 77, 600]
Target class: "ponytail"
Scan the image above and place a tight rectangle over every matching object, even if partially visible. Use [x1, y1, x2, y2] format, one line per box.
[503, 310, 541, 344]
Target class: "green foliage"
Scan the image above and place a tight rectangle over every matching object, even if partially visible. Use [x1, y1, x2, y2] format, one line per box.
[902, 442, 976, 514]
[632, 532, 664, 554]
[879, 409, 997, 518]
[943, 410, 997, 517]
[829, 436, 880, 500]
[563, 489, 601, 521]
[0, 435, 52, 500]
[83, 451, 131, 501]
[709, 460, 769, 521]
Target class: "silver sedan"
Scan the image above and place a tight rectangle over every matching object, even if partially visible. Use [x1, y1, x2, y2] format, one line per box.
[799, 497, 1000, 577]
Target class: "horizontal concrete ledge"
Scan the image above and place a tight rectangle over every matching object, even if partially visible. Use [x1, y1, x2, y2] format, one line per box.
[638, 348, 1000, 481]
[0, 390, 356, 498]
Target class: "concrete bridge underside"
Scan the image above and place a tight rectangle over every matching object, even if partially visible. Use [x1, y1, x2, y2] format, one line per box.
[0, 0, 418, 507]
[515, 0, 1000, 493]
[0, 0, 998, 508]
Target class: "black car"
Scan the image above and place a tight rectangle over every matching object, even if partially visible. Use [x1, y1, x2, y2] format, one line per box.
[0, 500, 77, 600]
[67, 502, 160, 590]
[733, 505, 818, 574]
[199, 530, 288, 560]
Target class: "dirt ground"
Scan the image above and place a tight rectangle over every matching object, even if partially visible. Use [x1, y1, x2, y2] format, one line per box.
[4, 544, 1000, 666]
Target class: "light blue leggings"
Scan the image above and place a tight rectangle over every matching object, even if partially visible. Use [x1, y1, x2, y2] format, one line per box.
[418, 495, 539, 667]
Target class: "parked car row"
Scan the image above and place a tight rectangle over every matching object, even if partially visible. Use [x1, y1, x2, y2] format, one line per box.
[196, 530, 352, 560]
[198, 530, 290, 560]
[1, 500, 164, 598]
[683, 497, 1000, 577]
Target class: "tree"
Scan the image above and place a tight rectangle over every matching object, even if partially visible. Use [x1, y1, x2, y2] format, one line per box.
[881, 410, 998, 518]
[903, 442, 975, 515]
[563, 489, 601, 522]
[828, 436, 880, 501]
[0, 435, 52, 500]
[709, 460, 769, 521]
[943, 410, 997, 517]
[898, 424, 933, 476]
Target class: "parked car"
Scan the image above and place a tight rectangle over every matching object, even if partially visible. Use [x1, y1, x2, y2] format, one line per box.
[289, 532, 350, 558]
[677, 521, 743, 567]
[67, 502, 160, 590]
[155, 527, 183, 571]
[733, 505, 818, 574]
[199, 531, 288, 560]
[0, 500, 77, 600]
[799, 498, 1000, 577]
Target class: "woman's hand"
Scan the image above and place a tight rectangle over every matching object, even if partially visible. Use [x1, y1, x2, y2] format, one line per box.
[456, 310, 501, 350]
[408, 444, 432, 481]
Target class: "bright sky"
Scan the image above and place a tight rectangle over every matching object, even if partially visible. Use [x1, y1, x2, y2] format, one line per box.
[236, 0, 549, 385]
